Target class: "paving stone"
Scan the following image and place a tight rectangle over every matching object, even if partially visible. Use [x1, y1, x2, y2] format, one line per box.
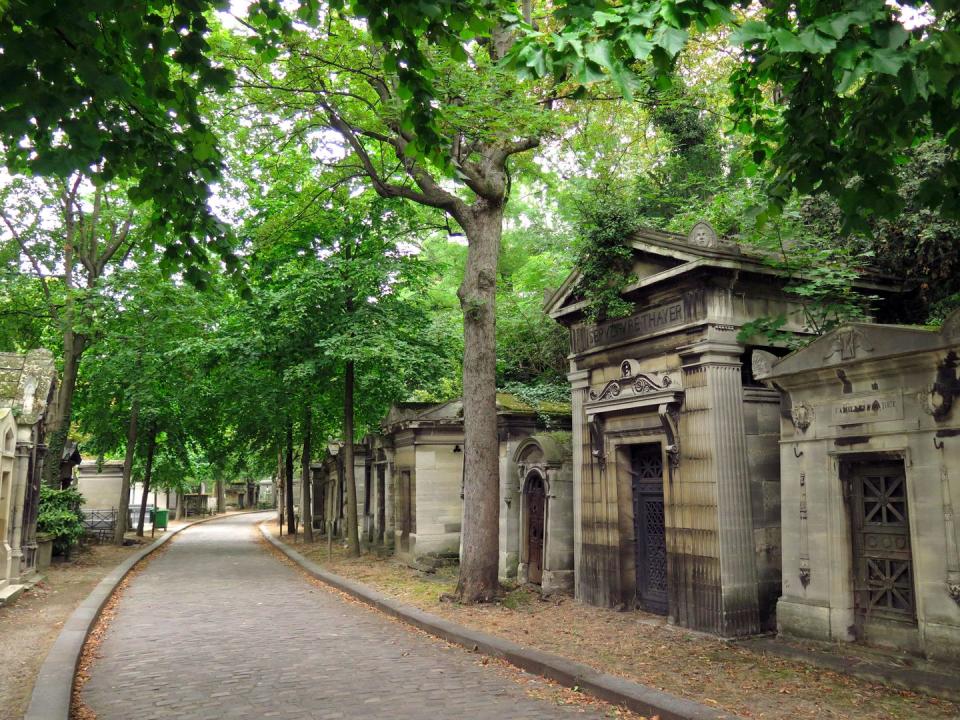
[83, 514, 608, 720]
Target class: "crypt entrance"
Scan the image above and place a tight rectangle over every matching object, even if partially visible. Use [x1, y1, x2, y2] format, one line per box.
[523, 470, 546, 586]
[629, 442, 668, 615]
[511, 435, 574, 593]
[844, 456, 918, 647]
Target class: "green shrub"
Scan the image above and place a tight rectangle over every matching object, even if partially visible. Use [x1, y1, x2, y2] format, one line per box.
[37, 485, 85, 554]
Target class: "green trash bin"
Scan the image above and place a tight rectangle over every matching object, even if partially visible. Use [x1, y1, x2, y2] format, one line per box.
[154, 509, 169, 530]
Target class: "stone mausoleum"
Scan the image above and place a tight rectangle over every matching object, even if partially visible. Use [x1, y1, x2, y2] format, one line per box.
[0, 349, 58, 604]
[545, 222, 894, 636]
[758, 313, 960, 661]
[375, 396, 571, 582]
[509, 433, 575, 593]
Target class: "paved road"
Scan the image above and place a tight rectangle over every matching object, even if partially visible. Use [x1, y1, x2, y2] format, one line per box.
[82, 513, 608, 720]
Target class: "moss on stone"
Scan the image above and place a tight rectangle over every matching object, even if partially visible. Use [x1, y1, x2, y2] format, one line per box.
[495, 392, 570, 415]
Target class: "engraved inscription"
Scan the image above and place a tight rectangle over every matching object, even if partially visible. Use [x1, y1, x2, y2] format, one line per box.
[571, 292, 704, 353]
[831, 394, 902, 425]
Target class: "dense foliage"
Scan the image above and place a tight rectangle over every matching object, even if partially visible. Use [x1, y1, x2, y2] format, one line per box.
[0, 0, 956, 588]
[37, 485, 86, 554]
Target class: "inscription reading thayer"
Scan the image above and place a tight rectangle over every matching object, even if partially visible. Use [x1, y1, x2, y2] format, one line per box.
[571, 300, 686, 353]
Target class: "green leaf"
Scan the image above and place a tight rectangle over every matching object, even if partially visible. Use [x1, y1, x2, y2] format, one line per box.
[870, 48, 908, 76]
[798, 29, 837, 55]
[527, 48, 547, 76]
[730, 20, 770, 46]
[941, 30, 960, 63]
[592, 11, 621, 27]
[653, 26, 688, 57]
[586, 40, 614, 70]
[771, 28, 805, 54]
[624, 32, 654, 60]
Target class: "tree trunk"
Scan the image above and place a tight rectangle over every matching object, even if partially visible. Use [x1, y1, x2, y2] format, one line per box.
[276, 447, 284, 526]
[176, 491, 184, 520]
[454, 203, 504, 602]
[114, 399, 139, 545]
[43, 331, 87, 486]
[285, 422, 296, 535]
[301, 404, 314, 543]
[216, 477, 225, 514]
[343, 360, 360, 556]
[136, 426, 157, 537]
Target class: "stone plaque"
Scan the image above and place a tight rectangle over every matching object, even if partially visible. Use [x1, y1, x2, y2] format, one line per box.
[570, 291, 703, 353]
[830, 392, 903, 426]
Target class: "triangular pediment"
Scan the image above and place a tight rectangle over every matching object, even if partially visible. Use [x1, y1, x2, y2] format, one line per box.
[545, 230, 696, 319]
[545, 224, 769, 321]
[383, 399, 463, 430]
[767, 323, 945, 378]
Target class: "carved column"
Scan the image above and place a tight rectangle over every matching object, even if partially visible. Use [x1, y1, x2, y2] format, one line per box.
[682, 341, 761, 635]
[10, 440, 30, 582]
[941, 466, 960, 605]
[568, 368, 590, 599]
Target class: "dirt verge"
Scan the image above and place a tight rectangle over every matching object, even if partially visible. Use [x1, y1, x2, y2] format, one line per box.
[268, 523, 960, 720]
[0, 541, 142, 720]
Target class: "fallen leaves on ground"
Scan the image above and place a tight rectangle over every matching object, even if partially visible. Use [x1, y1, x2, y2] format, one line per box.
[270, 522, 960, 720]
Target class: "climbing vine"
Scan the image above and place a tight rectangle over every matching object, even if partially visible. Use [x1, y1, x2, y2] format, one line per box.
[573, 185, 640, 323]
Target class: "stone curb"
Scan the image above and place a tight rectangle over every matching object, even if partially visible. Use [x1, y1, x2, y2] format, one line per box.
[745, 637, 960, 702]
[24, 509, 265, 720]
[260, 523, 742, 720]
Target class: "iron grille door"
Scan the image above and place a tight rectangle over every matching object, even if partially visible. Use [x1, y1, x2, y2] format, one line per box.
[851, 461, 916, 626]
[631, 444, 668, 615]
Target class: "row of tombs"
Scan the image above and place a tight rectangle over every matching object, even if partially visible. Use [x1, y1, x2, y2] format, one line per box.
[291, 222, 960, 664]
[0, 350, 62, 604]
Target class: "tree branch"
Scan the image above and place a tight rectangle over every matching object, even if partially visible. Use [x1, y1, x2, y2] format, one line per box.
[0, 208, 55, 316]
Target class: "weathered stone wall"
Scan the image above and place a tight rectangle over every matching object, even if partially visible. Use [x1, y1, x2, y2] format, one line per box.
[743, 389, 783, 629]
[411, 437, 463, 558]
[0, 410, 17, 593]
[76, 462, 125, 510]
[497, 418, 539, 580]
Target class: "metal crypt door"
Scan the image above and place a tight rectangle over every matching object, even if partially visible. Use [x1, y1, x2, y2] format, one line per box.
[399, 471, 412, 552]
[850, 460, 916, 632]
[526, 474, 546, 585]
[377, 465, 386, 544]
[631, 443, 668, 615]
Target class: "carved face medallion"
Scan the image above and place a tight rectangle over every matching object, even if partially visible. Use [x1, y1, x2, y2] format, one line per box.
[791, 402, 813, 432]
[687, 221, 718, 248]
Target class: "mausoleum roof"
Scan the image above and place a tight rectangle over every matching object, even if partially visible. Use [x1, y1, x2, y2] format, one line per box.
[382, 394, 570, 432]
[545, 222, 898, 323]
[0, 348, 57, 425]
[757, 310, 960, 381]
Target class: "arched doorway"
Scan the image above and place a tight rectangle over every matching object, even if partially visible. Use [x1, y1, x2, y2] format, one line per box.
[524, 472, 546, 585]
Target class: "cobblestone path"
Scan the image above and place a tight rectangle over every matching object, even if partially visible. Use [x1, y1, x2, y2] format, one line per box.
[82, 513, 609, 720]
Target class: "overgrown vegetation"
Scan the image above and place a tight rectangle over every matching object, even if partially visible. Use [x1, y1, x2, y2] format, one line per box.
[572, 183, 640, 323]
[37, 486, 86, 555]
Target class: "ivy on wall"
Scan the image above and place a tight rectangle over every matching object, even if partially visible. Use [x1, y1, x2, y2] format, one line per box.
[572, 185, 640, 323]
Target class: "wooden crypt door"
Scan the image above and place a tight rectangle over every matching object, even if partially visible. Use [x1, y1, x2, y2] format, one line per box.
[525, 473, 546, 585]
[849, 459, 916, 635]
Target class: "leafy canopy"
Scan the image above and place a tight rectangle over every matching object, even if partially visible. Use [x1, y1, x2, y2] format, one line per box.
[0, 0, 237, 282]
